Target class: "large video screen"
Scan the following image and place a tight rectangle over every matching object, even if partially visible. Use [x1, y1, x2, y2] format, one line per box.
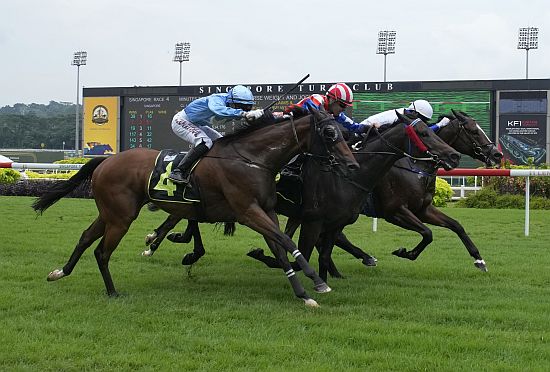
[353, 90, 492, 167]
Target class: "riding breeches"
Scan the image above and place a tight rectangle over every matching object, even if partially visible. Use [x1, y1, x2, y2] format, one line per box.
[171, 110, 222, 148]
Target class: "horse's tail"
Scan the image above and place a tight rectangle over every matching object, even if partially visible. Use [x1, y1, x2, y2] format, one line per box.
[224, 222, 236, 236]
[32, 157, 107, 214]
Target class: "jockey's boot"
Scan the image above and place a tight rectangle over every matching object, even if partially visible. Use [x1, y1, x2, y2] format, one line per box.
[169, 142, 210, 184]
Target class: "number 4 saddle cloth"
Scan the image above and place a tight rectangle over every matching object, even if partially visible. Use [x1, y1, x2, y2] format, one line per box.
[147, 150, 201, 204]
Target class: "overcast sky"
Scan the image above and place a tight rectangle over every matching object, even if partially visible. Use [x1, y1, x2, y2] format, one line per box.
[1, 0, 548, 107]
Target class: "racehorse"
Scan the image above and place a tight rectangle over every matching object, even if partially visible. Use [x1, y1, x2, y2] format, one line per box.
[32, 107, 359, 307]
[327, 110, 503, 273]
[144, 112, 462, 282]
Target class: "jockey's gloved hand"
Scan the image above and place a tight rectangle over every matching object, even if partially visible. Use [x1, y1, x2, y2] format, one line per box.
[359, 124, 371, 133]
[245, 109, 264, 121]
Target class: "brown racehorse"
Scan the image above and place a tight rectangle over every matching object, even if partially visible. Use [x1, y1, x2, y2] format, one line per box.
[32, 107, 359, 307]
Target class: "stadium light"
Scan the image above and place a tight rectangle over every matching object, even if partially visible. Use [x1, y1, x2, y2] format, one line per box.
[173, 42, 191, 86]
[517, 27, 539, 79]
[71, 51, 87, 153]
[376, 30, 396, 82]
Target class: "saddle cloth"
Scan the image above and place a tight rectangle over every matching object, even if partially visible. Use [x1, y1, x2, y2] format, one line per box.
[147, 150, 201, 204]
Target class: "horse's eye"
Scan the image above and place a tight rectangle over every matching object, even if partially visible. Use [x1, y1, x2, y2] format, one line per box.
[323, 125, 338, 141]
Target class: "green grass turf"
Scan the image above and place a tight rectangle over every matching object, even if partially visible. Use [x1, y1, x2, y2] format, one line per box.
[1, 196, 549, 371]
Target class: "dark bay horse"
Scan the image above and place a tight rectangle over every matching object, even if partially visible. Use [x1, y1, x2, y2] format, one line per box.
[329, 110, 503, 273]
[32, 108, 359, 307]
[146, 112, 461, 281]
[248, 112, 461, 280]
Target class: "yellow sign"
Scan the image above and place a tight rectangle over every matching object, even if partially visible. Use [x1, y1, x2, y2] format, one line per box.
[83, 97, 119, 155]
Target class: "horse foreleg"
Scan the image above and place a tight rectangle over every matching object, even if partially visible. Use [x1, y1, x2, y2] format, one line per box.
[48, 217, 105, 282]
[241, 206, 327, 306]
[284, 216, 301, 239]
[246, 216, 301, 271]
[334, 230, 377, 267]
[420, 205, 487, 272]
[143, 215, 183, 256]
[317, 230, 339, 282]
[385, 206, 433, 261]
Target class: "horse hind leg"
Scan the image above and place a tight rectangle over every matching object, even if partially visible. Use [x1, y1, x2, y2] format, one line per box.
[181, 221, 205, 265]
[387, 208, 433, 261]
[94, 223, 131, 297]
[47, 217, 105, 281]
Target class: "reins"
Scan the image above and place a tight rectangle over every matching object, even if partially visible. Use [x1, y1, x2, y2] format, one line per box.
[351, 119, 440, 162]
[441, 117, 495, 164]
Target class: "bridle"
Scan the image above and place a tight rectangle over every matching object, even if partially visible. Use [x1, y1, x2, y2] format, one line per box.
[290, 112, 344, 169]
[442, 117, 495, 164]
[352, 119, 442, 164]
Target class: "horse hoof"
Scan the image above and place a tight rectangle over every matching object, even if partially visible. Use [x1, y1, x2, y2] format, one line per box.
[145, 232, 157, 246]
[314, 283, 332, 293]
[47, 269, 65, 281]
[142, 249, 154, 257]
[362, 256, 377, 267]
[181, 254, 195, 266]
[392, 248, 407, 258]
[474, 259, 488, 272]
[303, 298, 319, 307]
[167, 232, 192, 244]
[246, 248, 265, 259]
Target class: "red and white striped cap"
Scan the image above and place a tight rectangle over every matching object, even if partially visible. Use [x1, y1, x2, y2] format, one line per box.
[326, 83, 354, 106]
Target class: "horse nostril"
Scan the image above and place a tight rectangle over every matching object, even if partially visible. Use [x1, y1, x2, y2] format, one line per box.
[348, 163, 360, 171]
[450, 152, 461, 163]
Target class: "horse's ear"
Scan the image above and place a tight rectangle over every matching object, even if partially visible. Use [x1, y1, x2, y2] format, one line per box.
[395, 109, 407, 123]
[452, 109, 467, 122]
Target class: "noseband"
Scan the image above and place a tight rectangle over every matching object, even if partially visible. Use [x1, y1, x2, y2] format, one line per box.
[445, 119, 495, 163]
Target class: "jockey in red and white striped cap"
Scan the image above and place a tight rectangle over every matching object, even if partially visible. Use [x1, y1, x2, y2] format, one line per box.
[291, 83, 367, 133]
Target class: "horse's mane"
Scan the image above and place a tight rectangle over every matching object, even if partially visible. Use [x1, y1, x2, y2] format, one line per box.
[216, 110, 277, 143]
[216, 106, 313, 144]
[437, 113, 456, 122]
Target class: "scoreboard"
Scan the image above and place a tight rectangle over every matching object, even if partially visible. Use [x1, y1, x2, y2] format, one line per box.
[120, 92, 312, 152]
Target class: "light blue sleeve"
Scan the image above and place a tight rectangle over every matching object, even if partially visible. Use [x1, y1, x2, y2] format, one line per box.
[207, 96, 244, 118]
[336, 113, 366, 133]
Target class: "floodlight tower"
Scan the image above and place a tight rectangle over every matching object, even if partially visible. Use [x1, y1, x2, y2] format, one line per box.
[517, 27, 539, 79]
[376, 30, 396, 82]
[173, 42, 191, 86]
[71, 51, 87, 153]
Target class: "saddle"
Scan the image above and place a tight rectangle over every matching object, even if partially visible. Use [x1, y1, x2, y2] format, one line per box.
[148, 150, 202, 204]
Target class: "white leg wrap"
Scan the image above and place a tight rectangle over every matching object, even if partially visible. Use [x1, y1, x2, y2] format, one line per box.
[291, 250, 302, 258]
[285, 269, 296, 278]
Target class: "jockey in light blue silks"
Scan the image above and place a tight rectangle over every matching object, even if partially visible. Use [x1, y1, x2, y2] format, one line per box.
[169, 85, 263, 184]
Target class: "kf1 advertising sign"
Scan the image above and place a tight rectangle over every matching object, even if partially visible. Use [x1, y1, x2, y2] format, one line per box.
[498, 114, 547, 165]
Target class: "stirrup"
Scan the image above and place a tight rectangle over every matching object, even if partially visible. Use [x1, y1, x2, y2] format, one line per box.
[169, 171, 190, 185]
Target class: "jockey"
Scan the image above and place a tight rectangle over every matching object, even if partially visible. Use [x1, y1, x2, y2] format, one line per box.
[360, 99, 435, 128]
[287, 83, 367, 133]
[281, 83, 366, 180]
[169, 85, 263, 184]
